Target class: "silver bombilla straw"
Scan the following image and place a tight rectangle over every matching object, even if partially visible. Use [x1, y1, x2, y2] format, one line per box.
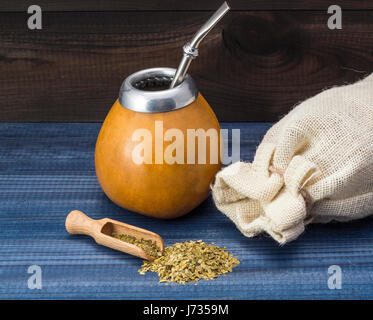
[170, 1, 230, 88]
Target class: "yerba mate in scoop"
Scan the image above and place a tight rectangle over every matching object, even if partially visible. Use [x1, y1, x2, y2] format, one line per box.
[112, 233, 162, 259]
[65, 210, 164, 260]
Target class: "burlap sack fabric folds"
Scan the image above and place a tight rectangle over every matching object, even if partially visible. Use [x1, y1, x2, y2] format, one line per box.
[212, 74, 373, 244]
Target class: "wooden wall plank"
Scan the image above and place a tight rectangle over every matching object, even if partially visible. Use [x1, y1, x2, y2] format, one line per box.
[0, 11, 372, 122]
[0, 0, 372, 11]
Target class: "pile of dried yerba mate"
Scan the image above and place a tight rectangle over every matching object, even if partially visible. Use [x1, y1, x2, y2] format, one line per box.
[113, 234, 240, 285]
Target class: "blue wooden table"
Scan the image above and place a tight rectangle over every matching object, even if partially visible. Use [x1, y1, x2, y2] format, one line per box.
[1, 122, 372, 300]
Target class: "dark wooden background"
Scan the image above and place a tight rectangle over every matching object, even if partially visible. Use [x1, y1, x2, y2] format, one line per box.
[0, 1, 372, 122]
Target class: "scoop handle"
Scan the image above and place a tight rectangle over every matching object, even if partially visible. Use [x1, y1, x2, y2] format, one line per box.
[65, 210, 103, 236]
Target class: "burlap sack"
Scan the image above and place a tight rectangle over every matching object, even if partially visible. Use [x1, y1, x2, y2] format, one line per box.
[212, 74, 373, 244]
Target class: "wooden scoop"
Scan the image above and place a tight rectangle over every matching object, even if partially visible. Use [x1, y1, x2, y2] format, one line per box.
[65, 210, 164, 260]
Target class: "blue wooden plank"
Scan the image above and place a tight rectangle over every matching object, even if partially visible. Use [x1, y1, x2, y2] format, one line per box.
[0, 122, 372, 299]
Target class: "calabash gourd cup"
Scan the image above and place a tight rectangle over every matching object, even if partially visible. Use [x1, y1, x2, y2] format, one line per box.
[95, 3, 230, 219]
[95, 68, 222, 219]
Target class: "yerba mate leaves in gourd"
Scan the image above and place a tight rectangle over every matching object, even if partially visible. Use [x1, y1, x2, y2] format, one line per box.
[138, 240, 240, 285]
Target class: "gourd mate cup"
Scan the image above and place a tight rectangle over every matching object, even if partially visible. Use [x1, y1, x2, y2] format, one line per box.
[95, 3, 229, 219]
